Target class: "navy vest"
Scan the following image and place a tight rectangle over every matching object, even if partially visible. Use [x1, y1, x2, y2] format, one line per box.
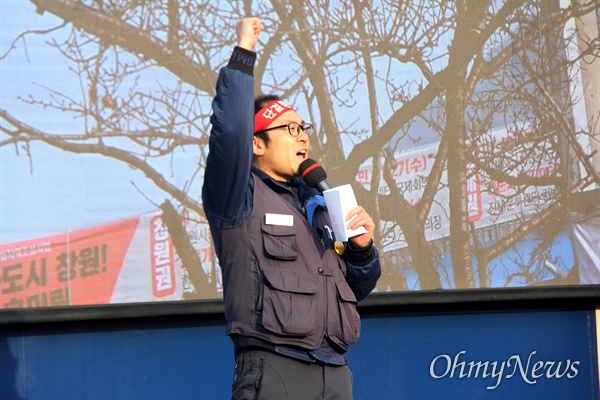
[210, 174, 360, 351]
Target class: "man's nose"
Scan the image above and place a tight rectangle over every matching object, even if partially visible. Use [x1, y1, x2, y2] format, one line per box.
[297, 130, 310, 141]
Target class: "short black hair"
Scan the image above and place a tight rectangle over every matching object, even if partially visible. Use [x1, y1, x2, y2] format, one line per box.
[254, 94, 281, 145]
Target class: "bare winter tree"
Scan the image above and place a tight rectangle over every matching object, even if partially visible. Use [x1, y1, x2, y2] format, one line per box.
[1, 0, 598, 297]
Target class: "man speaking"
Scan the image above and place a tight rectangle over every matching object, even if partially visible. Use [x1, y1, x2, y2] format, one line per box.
[202, 17, 381, 400]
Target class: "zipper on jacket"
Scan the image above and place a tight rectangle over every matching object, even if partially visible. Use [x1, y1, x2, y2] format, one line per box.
[322, 259, 329, 340]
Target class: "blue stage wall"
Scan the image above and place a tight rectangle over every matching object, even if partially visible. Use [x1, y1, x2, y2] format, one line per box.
[1, 309, 598, 399]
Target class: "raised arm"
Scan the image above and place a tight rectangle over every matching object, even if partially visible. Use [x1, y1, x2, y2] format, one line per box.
[202, 18, 262, 228]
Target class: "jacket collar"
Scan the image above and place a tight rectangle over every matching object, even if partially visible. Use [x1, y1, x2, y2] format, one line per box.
[251, 167, 320, 204]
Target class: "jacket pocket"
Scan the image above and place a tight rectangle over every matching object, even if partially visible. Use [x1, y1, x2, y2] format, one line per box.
[261, 222, 298, 261]
[334, 279, 360, 346]
[261, 268, 318, 336]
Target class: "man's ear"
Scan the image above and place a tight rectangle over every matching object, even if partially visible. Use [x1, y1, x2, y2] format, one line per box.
[253, 135, 265, 156]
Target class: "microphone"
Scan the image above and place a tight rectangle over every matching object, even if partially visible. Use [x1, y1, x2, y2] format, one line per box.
[300, 158, 367, 240]
[299, 159, 332, 193]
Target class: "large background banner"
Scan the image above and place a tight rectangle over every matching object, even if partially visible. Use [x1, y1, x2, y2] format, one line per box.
[0, 215, 168, 308]
[0, 213, 220, 308]
[1, 1, 599, 309]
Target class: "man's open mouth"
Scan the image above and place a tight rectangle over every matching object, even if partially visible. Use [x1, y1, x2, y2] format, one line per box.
[297, 149, 307, 159]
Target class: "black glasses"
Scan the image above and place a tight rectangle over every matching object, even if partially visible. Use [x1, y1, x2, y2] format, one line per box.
[255, 122, 313, 137]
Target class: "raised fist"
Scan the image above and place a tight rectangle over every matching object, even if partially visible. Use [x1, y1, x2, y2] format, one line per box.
[236, 17, 262, 51]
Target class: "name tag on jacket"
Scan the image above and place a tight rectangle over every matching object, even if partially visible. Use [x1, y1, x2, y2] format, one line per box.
[265, 213, 294, 227]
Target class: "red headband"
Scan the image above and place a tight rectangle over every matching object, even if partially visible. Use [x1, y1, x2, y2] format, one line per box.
[254, 100, 295, 133]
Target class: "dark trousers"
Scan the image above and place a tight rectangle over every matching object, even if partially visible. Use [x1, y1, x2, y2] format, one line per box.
[231, 348, 353, 400]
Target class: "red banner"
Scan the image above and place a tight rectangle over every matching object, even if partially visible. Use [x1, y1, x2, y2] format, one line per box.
[0, 217, 140, 308]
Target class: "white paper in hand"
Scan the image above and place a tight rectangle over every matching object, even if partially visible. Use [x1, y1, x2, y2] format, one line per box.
[323, 184, 367, 241]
